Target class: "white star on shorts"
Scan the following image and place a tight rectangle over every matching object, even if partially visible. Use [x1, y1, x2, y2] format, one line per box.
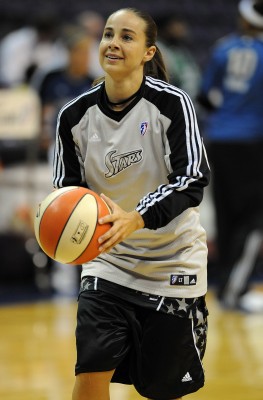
[166, 303, 176, 314]
[176, 298, 188, 312]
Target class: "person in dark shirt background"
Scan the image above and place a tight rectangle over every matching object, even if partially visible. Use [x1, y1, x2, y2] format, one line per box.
[198, 0, 263, 312]
[33, 25, 94, 161]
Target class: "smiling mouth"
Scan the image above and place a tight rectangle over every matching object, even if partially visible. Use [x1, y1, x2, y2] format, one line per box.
[106, 55, 123, 60]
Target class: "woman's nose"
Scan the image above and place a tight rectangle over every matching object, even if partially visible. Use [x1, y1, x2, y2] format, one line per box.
[108, 36, 119, 48]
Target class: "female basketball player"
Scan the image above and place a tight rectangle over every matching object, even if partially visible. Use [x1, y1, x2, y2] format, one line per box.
[53, 8, 210, 400]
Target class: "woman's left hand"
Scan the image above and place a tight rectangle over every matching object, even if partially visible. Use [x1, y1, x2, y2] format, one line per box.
[98, 193, 145, 253]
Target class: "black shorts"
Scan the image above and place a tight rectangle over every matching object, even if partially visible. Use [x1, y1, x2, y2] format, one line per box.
[75, 277, 208, 399]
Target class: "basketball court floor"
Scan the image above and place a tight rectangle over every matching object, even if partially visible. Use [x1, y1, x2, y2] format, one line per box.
[1, 287, 263, 400]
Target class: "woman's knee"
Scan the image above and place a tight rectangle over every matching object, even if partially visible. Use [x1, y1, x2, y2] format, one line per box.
[72, 370, 115, 400]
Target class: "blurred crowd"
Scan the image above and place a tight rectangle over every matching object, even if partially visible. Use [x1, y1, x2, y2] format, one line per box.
[0, 10, 202, 165]
[0, 11, 105, 163]
[0, 1, 263, 312]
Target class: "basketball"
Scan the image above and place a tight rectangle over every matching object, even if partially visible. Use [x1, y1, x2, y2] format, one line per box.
[34, 186, 111, 264]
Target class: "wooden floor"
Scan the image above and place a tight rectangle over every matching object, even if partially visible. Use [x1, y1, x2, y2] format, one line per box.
[1, 289, 263, 400]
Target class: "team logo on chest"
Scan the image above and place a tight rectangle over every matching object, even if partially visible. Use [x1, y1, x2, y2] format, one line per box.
[105, 149, 143, 177]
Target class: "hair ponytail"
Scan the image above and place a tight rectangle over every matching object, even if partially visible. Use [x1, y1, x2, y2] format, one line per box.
[144, 45, 169, 82]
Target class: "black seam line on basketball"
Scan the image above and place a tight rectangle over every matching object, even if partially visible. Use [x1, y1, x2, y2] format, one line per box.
[54, 191, 87, 262]
[40, 188, 77, 257]
[72, 195, 100, 264]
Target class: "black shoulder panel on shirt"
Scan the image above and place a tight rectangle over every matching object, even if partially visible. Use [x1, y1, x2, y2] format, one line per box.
[144, 76, 189, 120]
[59, 85, 101, 129]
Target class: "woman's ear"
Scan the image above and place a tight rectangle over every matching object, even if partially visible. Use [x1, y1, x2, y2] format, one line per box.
[143, 45, 156, 62]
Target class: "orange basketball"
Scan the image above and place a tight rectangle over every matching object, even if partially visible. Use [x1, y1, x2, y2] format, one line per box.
[34, 186, 111, 264]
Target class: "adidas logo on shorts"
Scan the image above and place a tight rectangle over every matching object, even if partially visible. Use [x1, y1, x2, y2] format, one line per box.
[181, 372, 192, 382]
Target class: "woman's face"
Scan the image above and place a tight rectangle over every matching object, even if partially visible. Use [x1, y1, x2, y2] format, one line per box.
[99, 10, 155, 80]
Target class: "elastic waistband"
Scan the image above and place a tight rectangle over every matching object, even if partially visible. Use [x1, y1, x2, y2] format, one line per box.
[79, 276, 207, 319]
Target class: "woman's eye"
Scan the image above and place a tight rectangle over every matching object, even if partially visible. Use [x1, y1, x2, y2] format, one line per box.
[123, 35, 132, 41]
[104, 31, 113, 39]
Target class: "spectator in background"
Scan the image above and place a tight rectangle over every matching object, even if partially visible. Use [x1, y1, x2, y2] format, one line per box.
[198, 0, 263, 312]
[0, 12, 67, 87]
[76, 10, 105, 79]
[157, 15, 201, 101]
[31, 25, 94, 297]
[33, 24, 94, 162]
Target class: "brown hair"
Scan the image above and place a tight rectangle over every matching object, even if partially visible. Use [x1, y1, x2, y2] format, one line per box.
[93, 8, 169, 86]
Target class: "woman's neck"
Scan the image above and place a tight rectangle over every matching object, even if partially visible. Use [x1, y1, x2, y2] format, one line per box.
[104, 76, 143, 105]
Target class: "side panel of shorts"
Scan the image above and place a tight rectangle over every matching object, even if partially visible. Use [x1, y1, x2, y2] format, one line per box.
[127, 307, 206, 399]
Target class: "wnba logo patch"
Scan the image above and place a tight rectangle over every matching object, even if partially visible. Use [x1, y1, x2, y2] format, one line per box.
[140, 121, 148, 135]
[71, 220, 88, 244]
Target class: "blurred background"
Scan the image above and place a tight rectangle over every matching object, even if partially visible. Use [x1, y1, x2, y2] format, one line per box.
[0, 0, 263, 399]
